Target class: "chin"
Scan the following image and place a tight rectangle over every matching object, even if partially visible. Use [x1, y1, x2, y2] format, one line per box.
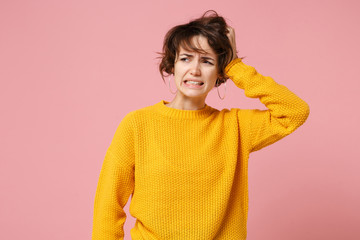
[181, 90, 207, 99]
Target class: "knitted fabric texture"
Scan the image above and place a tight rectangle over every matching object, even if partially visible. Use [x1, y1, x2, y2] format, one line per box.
[92, 58, 310, 240]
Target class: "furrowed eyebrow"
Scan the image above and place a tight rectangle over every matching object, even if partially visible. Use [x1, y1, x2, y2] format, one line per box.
[180, 53, 215, 61]
[180, 53, 194, 57]
[201, 56, 215, 61]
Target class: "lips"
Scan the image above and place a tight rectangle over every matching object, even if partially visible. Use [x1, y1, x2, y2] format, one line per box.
[184, 79, 204, 85]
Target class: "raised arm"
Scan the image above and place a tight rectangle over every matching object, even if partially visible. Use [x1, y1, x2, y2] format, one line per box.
[224, 26, 310, 152]
[92, 113, 136, 240]
[225, 58, 310, 152]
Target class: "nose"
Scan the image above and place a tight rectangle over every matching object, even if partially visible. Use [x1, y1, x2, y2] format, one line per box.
[190, 61, 201, 76]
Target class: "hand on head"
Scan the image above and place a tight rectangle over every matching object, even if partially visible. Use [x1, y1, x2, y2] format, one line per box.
[226, 26, 238, 61]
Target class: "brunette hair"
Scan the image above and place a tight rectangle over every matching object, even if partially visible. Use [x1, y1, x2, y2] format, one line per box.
[158, 10, 239, 87]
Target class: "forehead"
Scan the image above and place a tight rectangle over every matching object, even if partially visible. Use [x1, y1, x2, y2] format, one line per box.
[178, 35, 217, 57]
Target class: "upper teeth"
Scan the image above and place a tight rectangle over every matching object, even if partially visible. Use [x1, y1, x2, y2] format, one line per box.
[187, 81, 202, 85]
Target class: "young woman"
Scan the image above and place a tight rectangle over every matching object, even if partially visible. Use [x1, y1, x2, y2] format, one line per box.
[92, 10, 310, 240]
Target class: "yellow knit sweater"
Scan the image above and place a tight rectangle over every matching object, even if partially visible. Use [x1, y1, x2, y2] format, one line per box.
[92, 58, 310, 240]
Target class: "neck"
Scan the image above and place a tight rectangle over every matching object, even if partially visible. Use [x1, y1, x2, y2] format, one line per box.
[165, 94, 206, 110]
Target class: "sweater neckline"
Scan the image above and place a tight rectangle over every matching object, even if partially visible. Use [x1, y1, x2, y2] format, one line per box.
[154, 100, 215, 119]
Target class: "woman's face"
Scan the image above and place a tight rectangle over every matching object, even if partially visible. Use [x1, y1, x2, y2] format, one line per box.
[172, 35, 219, 100]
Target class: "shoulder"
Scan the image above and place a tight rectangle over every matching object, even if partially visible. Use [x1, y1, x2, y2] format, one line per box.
[119, 102, 159, 125]
[113, 104, 153, 138]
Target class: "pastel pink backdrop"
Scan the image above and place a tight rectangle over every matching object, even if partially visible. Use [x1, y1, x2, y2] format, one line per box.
[1, 0, 359, 239]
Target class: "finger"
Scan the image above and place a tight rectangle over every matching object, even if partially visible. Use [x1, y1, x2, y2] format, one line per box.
[226, 26, 235, 38]
[227, 26, 234, 31]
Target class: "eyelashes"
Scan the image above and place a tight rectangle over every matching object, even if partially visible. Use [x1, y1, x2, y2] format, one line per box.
[180, 58, 214, 65]
[204, 60, 214, 65]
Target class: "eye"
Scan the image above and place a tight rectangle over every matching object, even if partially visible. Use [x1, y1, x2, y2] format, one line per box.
[180, 57, 189, 62]
[203, 60, 214, 65]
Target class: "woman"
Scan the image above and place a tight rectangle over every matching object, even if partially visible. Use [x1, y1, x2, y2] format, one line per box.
[92, 10, 310, 240]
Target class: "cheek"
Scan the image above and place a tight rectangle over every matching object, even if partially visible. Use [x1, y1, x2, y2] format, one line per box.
[208, 69, 219, 80]
[174, 75, 182, 84]
[209, 71, 219, 86]
[173, 69, 184, 86]
[173, 64, 185, 76]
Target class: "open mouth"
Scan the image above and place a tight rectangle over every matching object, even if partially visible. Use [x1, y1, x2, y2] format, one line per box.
[184, 80, 204, 86]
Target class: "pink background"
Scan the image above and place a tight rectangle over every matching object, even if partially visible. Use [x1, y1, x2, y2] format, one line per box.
[1, 0, 359, 239]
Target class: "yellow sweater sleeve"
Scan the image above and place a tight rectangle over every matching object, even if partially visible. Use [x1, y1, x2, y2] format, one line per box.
[92, 113, 135, 240]
[225, 58, 310, 152]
